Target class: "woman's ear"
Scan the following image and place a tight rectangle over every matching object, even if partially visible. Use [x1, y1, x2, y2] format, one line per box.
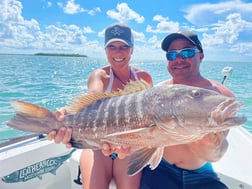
[130, 46, 134, 54]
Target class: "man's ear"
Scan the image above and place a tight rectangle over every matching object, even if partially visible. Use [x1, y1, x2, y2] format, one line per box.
[199, 52, 204, 61]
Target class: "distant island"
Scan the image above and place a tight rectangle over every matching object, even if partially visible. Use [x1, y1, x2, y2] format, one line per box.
[34, 53, 87, 57]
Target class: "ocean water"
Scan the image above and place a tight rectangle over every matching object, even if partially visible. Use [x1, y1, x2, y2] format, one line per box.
[0, 54, 251, 143]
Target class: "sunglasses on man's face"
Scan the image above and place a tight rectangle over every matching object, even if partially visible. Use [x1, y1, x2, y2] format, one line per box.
[166, 48, 200, 61]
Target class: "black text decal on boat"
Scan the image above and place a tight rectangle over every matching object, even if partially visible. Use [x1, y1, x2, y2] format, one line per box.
[2, 149, 76, 183]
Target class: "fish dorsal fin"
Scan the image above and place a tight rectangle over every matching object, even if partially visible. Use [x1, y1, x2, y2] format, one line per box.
[127, 147, 164, 176]
[121, 79, 152, 94]
[66, 79, 152, 114]
[10, 101, 52, 118]
[66, 93, 111, 114]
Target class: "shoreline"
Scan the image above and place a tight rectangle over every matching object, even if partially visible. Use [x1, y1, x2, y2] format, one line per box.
[34, 53, 88, 57]
[0, 53, 88, 57]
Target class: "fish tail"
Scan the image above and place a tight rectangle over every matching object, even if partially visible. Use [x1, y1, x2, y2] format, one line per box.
[7, 101, 57, 134]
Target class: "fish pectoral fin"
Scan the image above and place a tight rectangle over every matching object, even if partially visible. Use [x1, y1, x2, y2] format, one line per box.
[127, 147, 164, 176]
[148, 147, 164, 170]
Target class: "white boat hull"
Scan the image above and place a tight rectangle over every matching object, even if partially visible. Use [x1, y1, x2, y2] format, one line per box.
[213, 127, 252, 189]
[0, 136, 82, 189]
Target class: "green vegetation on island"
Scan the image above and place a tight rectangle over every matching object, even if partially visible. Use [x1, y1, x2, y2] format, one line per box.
[34, 53, 87, 57]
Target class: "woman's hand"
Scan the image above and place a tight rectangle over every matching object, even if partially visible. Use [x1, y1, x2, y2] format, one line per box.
[102, 143, 131, 159]
[47, 107, 73, 148]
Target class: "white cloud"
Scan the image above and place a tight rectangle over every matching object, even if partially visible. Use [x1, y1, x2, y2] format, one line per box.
[0, 0, 43, 49]
[106, 3, 144, 23]
[43, 24, 87, 48]
[83, 26, 94, 34]
[47, 1, 52, 8]
[231, 42, 252, 56]
[88, 7, 101, 16]
[202, 13, 252, 48]
[183, 0, 252, 25]
[61, 0, 85, 14]
[131, 30, 145, 42]
[0, 0, 23, 23]
[146, 15, 179, 33]
[147, 35, 161, 49]
[0, 0, 93, 53]
[148, 35, 158, 44]
[57, 0, 100, 15]
[180, 0, 252, 60]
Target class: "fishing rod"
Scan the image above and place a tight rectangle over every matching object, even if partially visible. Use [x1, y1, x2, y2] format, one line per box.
[221, 66, 233, 85]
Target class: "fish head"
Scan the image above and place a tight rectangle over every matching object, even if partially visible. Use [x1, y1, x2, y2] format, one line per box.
[153, 85, 246, 134]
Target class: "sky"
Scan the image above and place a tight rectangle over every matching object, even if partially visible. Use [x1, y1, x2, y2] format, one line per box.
[1, 0, 252, 62]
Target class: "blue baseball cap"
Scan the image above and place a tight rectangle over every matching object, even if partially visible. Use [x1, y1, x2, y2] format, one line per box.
[104, 23, 134, 47]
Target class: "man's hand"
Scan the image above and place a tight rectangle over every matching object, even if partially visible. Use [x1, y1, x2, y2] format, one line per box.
[188, 130, 229, 162]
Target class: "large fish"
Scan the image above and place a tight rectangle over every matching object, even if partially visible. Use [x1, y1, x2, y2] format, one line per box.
[6, 80, 246, 175]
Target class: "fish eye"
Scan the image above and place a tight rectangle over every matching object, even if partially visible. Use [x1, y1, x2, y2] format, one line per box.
[192, 90, 201, 98]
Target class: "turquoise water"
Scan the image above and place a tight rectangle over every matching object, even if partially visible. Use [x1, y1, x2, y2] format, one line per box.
[0, 54, 251, 143]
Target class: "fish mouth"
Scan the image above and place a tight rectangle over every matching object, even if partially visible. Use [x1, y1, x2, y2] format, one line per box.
[210, 98, 244, 126]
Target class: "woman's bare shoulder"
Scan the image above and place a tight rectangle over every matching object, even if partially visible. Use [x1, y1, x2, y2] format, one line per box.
[89, 66, 109, 78]
[132, 67, 153, 84]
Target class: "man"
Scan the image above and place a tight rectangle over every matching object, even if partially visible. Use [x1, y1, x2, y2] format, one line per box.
[47, 23, 152, 189]
[103, 30, 232, 189]
[138, 30, 231, 189]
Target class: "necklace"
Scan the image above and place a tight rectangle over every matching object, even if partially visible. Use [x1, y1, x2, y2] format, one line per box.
[112, 68, 132, 85]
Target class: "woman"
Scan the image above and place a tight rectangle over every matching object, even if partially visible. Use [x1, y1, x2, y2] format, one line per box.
[48, 23, 152, 189]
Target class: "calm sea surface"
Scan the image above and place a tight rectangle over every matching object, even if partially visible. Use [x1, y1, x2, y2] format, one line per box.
[0, 54, 251, 143]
